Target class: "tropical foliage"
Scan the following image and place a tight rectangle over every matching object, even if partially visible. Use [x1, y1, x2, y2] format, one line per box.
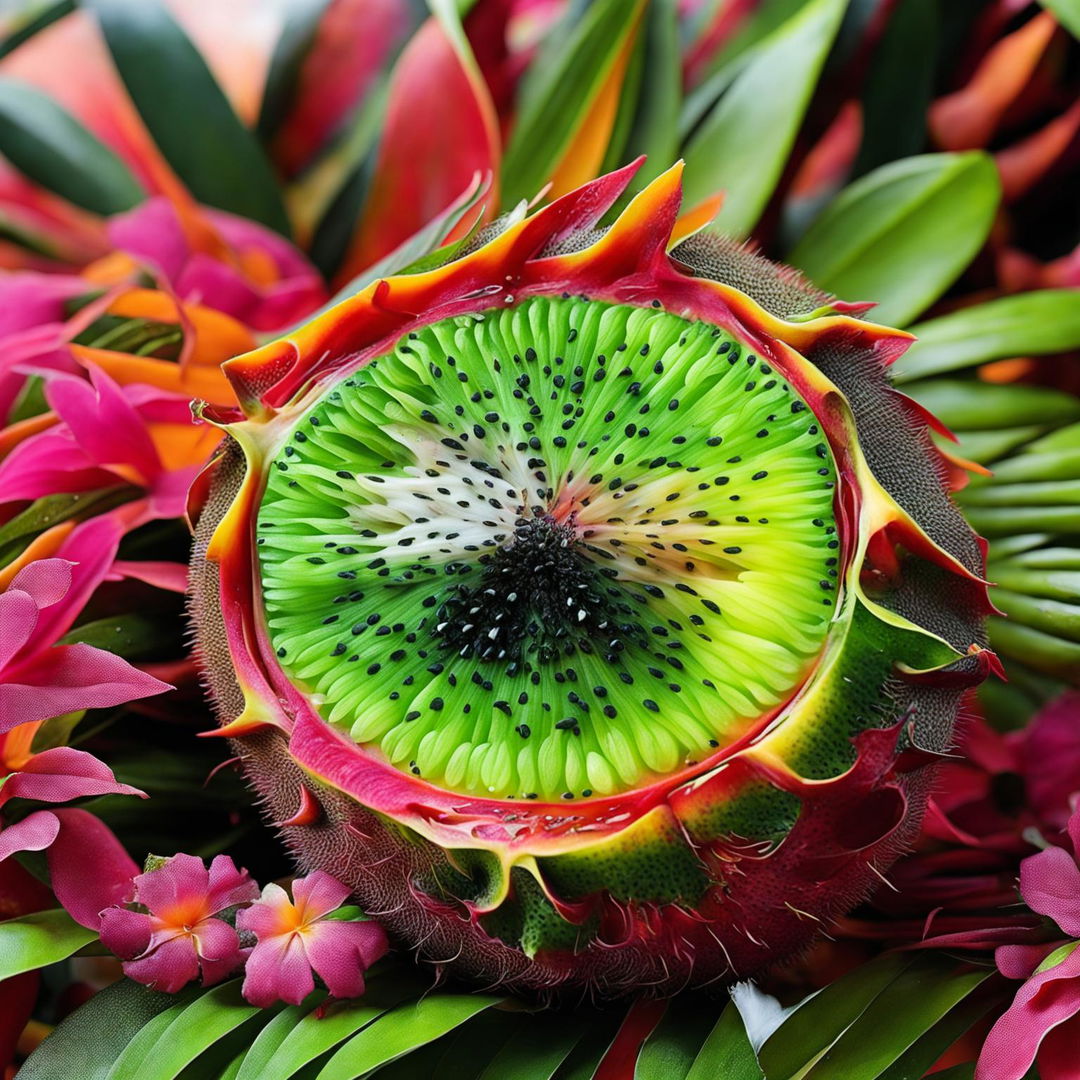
[0, 0, 1077, 1077]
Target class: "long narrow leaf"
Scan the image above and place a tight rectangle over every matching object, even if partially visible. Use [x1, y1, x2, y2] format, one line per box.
[85, 0, 290, 234]
[787, 152, 1000, 325]
[685, 1003, 762, 1080]
[315, 994, 503, 1080]
[894, 290, 1080, 382]
[0, 908, 96, 980]
[682, 0, 847, 236]
[0, 78, 142, 214]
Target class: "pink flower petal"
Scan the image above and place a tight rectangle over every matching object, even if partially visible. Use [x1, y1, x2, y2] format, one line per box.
[193, 917, 245, 986]
[132, 852, 210, 917]
[123, 933, 201, 994]
[46, 368, 160, 483]
[109, 560, 190, 594]
[304, 919, 388, 1000]
[1020, 691, 1080, 832]
[0, 643, 171, 731]
[45, 808, 138, 929]
[0, 810, 60, 863]
[292, 870, 351, 922]
[1038, 1012, 1080, 1080]
[241, 933, 315, 1008]
[997, 942, 1061, 981]
[976, 944, 1080, 1080]
[29, 516, 122, 647]
[236, 881, 292, 938]
[0, 745, 144, 807]
[1019, 845, 1080, 937]
[8, 559, 72, 611]
[0, 589, 39, 674]
[99, 906, 152, 960]
[204, 854, 259, 912]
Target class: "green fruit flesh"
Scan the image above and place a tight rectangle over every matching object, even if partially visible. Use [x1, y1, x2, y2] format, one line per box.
[256, 297, 839, 801]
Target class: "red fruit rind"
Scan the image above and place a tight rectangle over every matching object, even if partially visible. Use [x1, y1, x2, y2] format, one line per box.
[191, 162, 995, 993]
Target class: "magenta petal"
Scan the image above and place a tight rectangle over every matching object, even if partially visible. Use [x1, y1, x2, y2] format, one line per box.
[123, 934, 201, 993]
[0, 589, 38, 672]
[242, 935, 315, 1008]
[0, 644, 171, 730]
[976, 946, 1080, 1080]
[99, 906, 153, 960]
[0, 810, 60, 863]
[193, 918, 244, 985]
[45, 808, 138, 929]
[133, 853, 210, 916]
[205, 855, 258, 912]
[8, 558, 72, 612]
[292, 870, 351, 920]
[1021, 691, 1080, 832]
[305, 920, 387, 1000]
[236, 882, 291, 937]
[30, 516, 122, 647]
[997, 942, 1060, 980]
[0, 746, 144, 808]
[1019, 845, 1080, 937]
[47, 368, 160, 479]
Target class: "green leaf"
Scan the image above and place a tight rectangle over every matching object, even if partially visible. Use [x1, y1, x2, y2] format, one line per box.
[85, 0, 290, 235]
[1040, 0, 1080, 38]
[800, 959, 994, 1078]
[0, 909, 96, 980]
[682, 0, 848, 236]
[635, 999, 717, 1080]
[501, 0, 644, 206]
[240, 989, 401, 1080]
[58, 612, 179, 660]
[853, 0, 937, 176]
[315, 994, 503, 1080]
[787, 152, 1000, 325]
[0, 489, 134, 566]
[106, 980, 263, 1080]
[20, 980, 199, 1080]
[905, 380, 1080, 432]
[0, 78, 142, 215]
[0, 1, 75, 61]
[604, 0, 681, 192]
[476, 1013, 587, 1080]
[758, 952, 916, 1078]
[686, 1003, 762, 1080]
[895, 291, 1080, 382]
[256, 0, 333, 143]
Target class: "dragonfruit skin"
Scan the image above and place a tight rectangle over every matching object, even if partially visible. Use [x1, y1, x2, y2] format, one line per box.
[189, 164, 993, 997]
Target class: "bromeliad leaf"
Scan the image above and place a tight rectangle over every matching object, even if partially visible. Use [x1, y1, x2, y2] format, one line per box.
[501, 0, 646, 206]
[314, 994, 504, 1080]
[19, 980, 199, 1080]
[105, 981, 264, 1080]
[685, 1003, 762, 1080]
[0, 78, 143, 215]
[0, 908, 96, 981]
[682, 0, 847, 236]
[475, 1012, 587, 1080]
[787, 152, 1001, 325]
[1040, 0, 1080, 38]
[634, 998, 718, 1080]
[85, 0, 290, 235]
[894, 290, 1080, 382]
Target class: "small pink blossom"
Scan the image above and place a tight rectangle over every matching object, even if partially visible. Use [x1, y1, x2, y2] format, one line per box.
[237, 871, 388, 1007]
[0, 367, 216, 527]
[0, 518, 171, 732]
[100, 854, 258, 993]
[977, 808, 1080, 1080]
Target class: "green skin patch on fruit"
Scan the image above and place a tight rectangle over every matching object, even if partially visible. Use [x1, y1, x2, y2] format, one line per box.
[256, 297, 840, 802]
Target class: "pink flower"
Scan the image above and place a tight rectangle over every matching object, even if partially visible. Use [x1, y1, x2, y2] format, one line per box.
[977, 808, 1080, 1080]
[100, 854, 258, 993]
[0, 517, 171, 731]
[237, 871, 388, 1007]
[106, 199, 325, 333]
[0, 366, 220, 527]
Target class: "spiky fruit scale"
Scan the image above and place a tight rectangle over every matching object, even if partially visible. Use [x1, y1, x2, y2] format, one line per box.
[189, 162, 994, 997]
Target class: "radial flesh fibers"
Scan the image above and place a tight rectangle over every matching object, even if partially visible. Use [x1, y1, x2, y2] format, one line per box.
[189, 162, 996, 996]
